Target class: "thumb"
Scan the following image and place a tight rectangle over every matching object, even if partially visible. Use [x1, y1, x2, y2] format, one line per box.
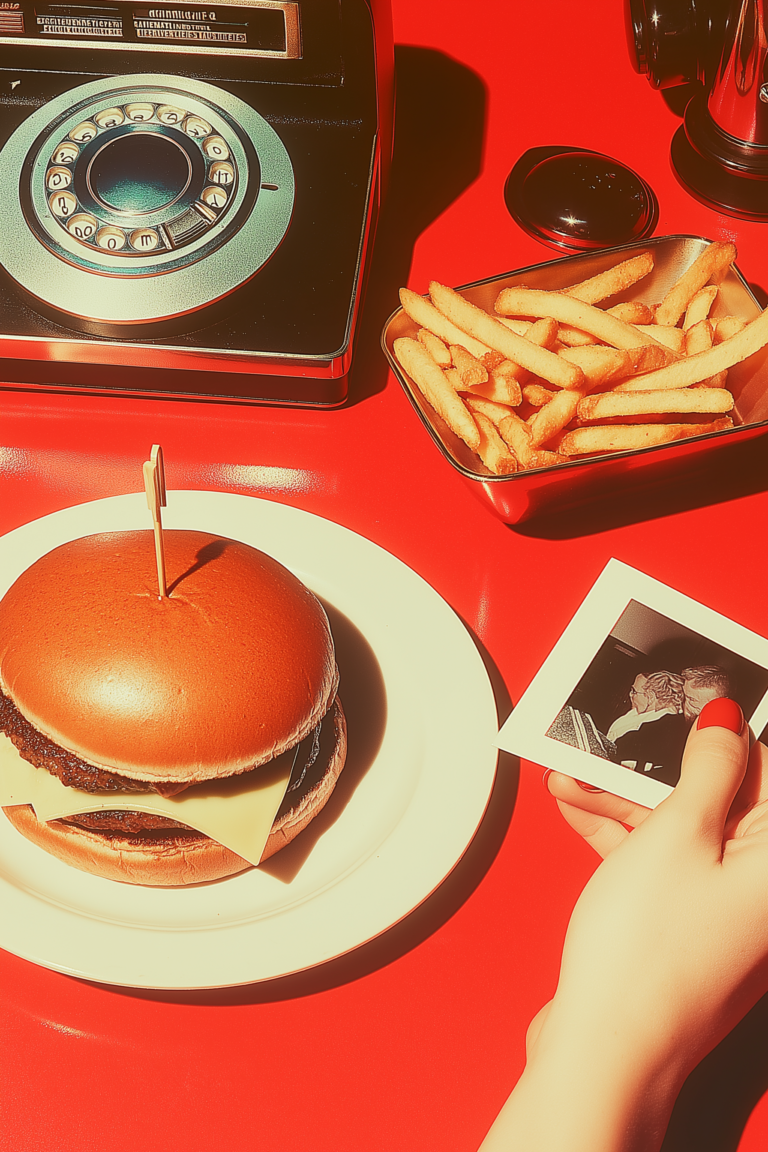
[663, 697, 748, 849]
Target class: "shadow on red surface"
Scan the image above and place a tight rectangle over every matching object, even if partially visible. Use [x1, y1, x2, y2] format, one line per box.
[346, 44, 486, 406]
[661, 992, 768, 1152]
[512, 431, 768, 540]
[78, 629, 517, 1005]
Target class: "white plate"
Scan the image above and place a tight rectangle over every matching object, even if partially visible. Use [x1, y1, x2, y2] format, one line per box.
[0, 492, 498, 988]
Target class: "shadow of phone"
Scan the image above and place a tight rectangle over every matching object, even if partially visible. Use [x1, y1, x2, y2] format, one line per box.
[346, 44, 487, 406]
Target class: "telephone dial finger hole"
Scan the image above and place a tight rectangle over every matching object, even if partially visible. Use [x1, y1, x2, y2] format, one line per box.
[184, 115, 211, 138]
[157, 105, 186, 126]
[95, 225, 127, 250]
[202, 136, 229, 160]
[51, 142, 79, 165]
[93, 108, 125, 129]
[200, 185, 227, 209]
[124, 103, 156, 122]
[49, 190, 77, 217]
[46, 167, 72, 190]
[69, 122, 98, 144]
[130, 227, 160, 251]
[67, 213, 97, 240]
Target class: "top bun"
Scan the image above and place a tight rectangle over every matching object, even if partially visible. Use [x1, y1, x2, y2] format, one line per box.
[0, 530, 338, 782]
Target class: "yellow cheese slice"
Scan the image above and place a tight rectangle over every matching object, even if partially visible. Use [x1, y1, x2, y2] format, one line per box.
[0, 733, 292, 867]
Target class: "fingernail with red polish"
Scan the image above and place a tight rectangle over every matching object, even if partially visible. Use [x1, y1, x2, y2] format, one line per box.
[576, 780, 603, 793]
[542, 769, 553, 788]
[697, 697, 744, 733]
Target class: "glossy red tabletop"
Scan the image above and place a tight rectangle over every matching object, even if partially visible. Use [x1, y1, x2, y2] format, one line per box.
[3, 3, 768, 1149]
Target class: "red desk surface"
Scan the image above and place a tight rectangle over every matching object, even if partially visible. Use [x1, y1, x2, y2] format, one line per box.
[2, 3, 768, 1149]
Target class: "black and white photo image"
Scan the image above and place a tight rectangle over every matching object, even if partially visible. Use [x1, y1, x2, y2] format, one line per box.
[546, 600, 768, 788]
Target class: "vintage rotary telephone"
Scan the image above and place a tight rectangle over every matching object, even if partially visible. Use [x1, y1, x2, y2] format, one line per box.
[628, 0, 768, 218]
[0, 0, 393, 405]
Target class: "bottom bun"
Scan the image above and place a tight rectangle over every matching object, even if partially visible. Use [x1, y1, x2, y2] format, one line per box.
[3, 700, 346, 886]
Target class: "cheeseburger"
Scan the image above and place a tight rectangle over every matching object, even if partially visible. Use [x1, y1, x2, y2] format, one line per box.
[0, 529, 346, 885]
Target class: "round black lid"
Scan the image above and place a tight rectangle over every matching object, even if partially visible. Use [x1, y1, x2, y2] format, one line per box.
[504, 146, 658, 251]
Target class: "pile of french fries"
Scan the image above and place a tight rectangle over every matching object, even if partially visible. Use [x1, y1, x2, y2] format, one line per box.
[393, 242, 767, 476]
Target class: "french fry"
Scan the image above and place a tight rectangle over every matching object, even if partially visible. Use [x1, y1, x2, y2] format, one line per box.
[523, 383, 556, 407]
[564, 343, 680, 383]
[399, 288, 492, 360]
[615, 304, 768, 391]
[450, 344, 488, 387]
[576, 387, 734, 422]
[469, 369, 523, 406]
[624, 345, 680, 373]
[559, 345, 634, 390]
[449, 365, 524, 407]
[478, 317, 560, 390]
[563, 251, 654, 304]
[463, 394, 518, 427]
[524, 448, 570, 469]
[560, 419, 732, 456]
[494, 287, 667, 350]
[482, 350, 507, 371]
[473, 412, 518, 475]
[555, 324, 597, 348]
[654, 241, 736, 327]
[417, 328, 452, 367]
[529, 388, 582, 447]
[491, 407, 569, 468]
[633, 325, 685, 353]
[498, 315, 560, 348]
[497, 409, 534, 461]
[714, 315, 746, 343]
[684, 318, 713, 357]
[429, 281, 584, 389]
[683, 285, 718, 329]
[607, 301, 654, 325]
[393, 337, 480, 451]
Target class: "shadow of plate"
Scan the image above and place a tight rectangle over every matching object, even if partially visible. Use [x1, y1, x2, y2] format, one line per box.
[92, 628, 516, 1004]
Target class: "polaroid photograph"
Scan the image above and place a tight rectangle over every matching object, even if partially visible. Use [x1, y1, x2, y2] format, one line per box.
[497, 559, 768, 807]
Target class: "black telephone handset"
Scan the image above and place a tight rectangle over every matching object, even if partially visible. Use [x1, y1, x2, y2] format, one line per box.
[627, 0, 768, 219]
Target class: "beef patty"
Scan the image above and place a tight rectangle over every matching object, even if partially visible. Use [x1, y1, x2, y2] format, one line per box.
[1, 688, 331, 842]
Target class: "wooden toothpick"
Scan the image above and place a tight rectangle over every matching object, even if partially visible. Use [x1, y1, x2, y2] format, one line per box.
[143, 444, 168, 598]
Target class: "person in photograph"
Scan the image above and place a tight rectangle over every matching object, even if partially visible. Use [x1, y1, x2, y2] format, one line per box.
[606, 670, 688, 786]
[681, 664, 731, 721]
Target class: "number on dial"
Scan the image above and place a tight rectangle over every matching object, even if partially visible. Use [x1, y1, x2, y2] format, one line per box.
[49, 190, 77, 217]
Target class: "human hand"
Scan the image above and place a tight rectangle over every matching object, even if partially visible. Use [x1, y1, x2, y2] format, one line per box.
[480, 698, 768, 1151]
[544, 699, 768, 1081]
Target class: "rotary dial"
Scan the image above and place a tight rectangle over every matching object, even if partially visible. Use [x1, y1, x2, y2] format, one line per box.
[42, 97, 238, 260]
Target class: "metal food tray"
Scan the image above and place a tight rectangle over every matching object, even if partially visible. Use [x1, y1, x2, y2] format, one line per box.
[382, 235, 768, 523]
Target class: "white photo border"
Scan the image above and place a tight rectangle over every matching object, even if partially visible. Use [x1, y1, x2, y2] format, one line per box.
[496, 558, 768, 808]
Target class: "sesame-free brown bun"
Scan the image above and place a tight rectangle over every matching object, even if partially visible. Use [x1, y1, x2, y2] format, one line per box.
[0, 530, 339, 782]
[2, 699, 347, 886]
